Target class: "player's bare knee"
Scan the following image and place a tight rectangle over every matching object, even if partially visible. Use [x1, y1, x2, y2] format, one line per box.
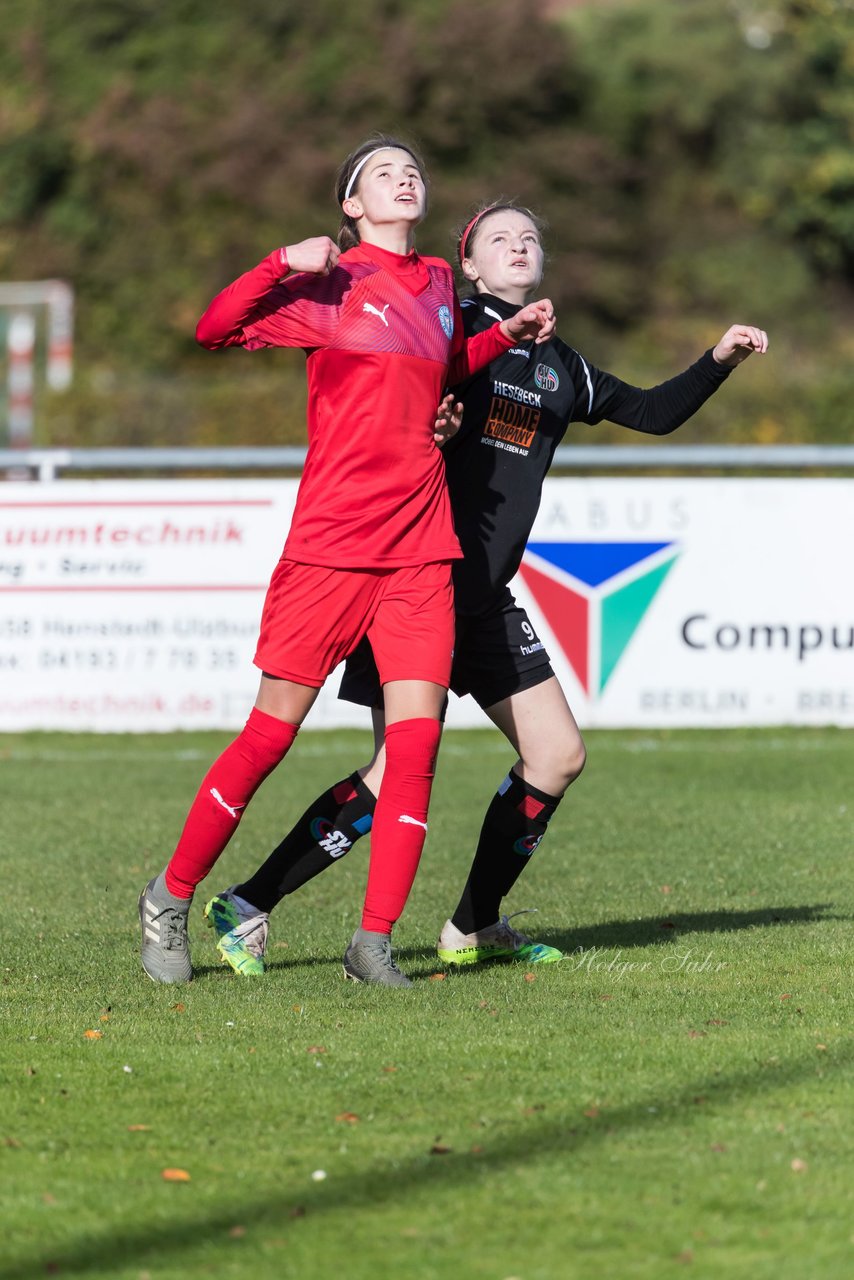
[551, 736, 586, 790]
[565, 736, 587, 784]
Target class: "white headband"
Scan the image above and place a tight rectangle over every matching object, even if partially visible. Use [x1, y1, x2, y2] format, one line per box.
[343, 147, 418, 200]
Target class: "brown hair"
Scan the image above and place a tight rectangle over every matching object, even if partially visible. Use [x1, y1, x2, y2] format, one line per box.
[335, 134, 429, 251]
[456, 201, 547, 268]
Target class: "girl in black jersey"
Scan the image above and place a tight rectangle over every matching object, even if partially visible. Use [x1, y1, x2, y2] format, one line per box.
[204, 203, 768, 974]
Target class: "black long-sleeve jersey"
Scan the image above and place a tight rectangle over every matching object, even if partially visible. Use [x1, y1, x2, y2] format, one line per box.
[443, 292, 732, 616]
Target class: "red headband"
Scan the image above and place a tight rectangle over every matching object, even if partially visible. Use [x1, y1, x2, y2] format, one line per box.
[459, 204, 501, 262]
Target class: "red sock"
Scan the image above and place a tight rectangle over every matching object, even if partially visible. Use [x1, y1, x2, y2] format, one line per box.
[164, 707, 298, 898]
[361, 717, 442, 934]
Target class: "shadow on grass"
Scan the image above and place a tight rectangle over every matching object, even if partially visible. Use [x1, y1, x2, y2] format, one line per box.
[545, 902, 843, 955]
[3, 1041, 850, 1280]
[253, 902, 841, 976]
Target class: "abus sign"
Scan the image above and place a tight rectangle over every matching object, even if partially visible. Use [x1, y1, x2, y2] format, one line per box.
[505, 477, 854, 728]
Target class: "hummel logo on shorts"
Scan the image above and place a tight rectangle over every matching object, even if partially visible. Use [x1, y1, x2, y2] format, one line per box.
[363, 302, 390, 327]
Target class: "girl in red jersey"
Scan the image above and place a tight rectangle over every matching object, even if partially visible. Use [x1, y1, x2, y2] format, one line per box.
[138, 138, 555, 986]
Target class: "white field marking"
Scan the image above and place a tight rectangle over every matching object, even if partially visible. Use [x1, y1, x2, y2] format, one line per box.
[2, 733, 844, 765]
[398, 814, 428, 831]
[210, 787, 243, 818]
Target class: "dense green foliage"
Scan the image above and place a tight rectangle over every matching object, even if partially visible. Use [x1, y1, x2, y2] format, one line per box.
[2, 727, 852, 1278]
[1, 0, 852, 448]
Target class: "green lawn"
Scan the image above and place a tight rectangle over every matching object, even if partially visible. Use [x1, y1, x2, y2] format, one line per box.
[1, 728, 851, 1280]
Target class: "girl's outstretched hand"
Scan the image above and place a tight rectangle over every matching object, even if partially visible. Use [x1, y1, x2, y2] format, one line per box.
[283, 237, 340, 276]
[712, 325, 769, 367]
[433, 393, 464, 446]
[500, 298, 556, 346]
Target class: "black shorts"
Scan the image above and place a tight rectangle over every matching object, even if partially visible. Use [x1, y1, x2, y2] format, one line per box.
[338, 586, 554, 712]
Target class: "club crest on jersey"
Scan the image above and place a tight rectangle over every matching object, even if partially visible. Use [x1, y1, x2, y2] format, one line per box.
[438, 305, 454, 339]
[534, 363, 559, 392]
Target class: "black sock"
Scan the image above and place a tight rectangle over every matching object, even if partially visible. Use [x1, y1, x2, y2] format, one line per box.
[451, 770, 562, 935]
[234, 772, 376, 913]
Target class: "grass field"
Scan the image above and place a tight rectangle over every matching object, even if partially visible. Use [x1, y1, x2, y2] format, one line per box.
[1, 726, 852, 1280]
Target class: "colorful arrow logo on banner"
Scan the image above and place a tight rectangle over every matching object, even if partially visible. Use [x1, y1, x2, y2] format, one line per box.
[518, 541, 680, 696]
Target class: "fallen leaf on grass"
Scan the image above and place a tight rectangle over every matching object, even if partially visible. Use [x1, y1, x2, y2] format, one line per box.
[429, 972, 446, 981]
[710, 1143, 727, 1153]
[228, 1225, 246, 1238]
[429, 1143, 452, 1155]
[599, 994, 613, 1002]
[127, 1125, 151, 1132]
[42, 1192, 56, 1204]
[661, 885, 672, 895]
[306, 1046, 327, 1055]
[780, 994, 792, 1001]
[471, 1144, 484, 1154]
[524, 973, 536, 983]
[816, 1043, 827, 1051]
[83, 1030, 102, 1040]
[688, 1030, 707, 1039]
[381, 1065, 398, 1074]
[99, 1015, 110, 1023]
[171, 1003, 186, 1013]
[4, 1137, 22, 1148]
[790, 1158, 808, 1173]
[161, 1168, 191, 1182]
[335, 1112, 360, 1125]
[705, 1019, 728, 1026]
[583, 1107, 600, 1119]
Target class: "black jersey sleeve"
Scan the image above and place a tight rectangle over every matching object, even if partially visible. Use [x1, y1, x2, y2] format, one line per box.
[561, 342, 732, 436]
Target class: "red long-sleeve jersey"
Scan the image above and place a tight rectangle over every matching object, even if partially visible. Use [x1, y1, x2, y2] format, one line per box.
[196, 241, 515, 568]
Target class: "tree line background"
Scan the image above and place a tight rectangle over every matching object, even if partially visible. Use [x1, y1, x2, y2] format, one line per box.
[1, 0, 852, 450]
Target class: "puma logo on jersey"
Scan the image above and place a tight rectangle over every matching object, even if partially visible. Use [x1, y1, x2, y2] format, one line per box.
[363, 302, 390, 327]
[398, 814, 428, 832]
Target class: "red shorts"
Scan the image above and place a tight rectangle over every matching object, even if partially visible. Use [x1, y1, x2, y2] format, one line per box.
[254, 558, 454, 689]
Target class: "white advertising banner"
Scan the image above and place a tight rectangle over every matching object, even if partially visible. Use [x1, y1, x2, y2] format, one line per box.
[0, 478, 852, 731]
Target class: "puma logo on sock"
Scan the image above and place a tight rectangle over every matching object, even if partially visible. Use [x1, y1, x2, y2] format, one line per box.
[210, 787, 244, 819]
[398, 814, 428, 831]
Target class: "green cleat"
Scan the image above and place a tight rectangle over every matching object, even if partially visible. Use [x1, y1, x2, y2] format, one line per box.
[436, 913, 563, 967]
[204, 888, 269, 977]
